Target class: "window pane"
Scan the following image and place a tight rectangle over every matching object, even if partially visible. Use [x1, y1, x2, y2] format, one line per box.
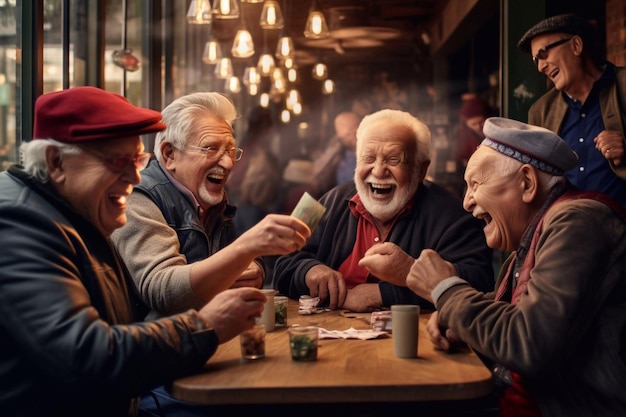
[0, 0, 17, 171]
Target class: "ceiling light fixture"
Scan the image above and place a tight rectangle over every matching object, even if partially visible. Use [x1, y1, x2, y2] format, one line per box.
[231, 4, 254, 58]
[187, 0, 212, 24]
[260, 0, 284, 29]
[304, 0, 329, 39]
[212, 0, 239, 20]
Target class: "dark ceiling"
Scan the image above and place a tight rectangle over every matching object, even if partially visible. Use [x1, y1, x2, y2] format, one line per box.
[213, 0, 442, 71]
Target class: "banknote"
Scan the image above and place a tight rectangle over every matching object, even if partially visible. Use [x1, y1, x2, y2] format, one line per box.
[290, 192, 326, 233]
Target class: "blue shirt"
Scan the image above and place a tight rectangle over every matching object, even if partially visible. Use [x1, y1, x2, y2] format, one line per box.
[559, 65, 626, 207]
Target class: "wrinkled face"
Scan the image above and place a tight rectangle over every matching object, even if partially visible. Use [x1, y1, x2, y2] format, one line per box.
[462, 147, 529, 251]
[465, 115, 486, 137]
[355, 123, 424, 223]
[163, 115, 236, 210]
[530, 33, 579, 93]
[50, 136, 145, 237]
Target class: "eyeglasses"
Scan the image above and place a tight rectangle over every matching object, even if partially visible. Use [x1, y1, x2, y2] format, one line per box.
[81, 147, 152, 173]
[186, 144, 244, 162]
[532, 37, 572, 67]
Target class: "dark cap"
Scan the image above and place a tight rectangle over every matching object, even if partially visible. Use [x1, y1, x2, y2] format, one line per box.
[481, 117, 578, 175]
[517, 13, 597, 54]
[33, 86, 166, 143]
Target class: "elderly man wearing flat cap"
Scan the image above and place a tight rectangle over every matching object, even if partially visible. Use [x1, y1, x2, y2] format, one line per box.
[0, 87, 273, 417]
[387, 117, 626, 417]
[517, 13, 626, 208]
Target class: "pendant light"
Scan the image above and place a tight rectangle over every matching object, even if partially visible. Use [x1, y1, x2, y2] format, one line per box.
[304, 0, 329, 39]
[311, 62, 328, 80]
[259, 0, 284, 29]
[257, 32, 276, 76]
[322, 79, 335, 94]
[215, 56, 234, 79]
[212, 0, 239, 20]
[187, 0, 212, 24]
[202, 27, 222, 64]
[231, 4, 254, 58]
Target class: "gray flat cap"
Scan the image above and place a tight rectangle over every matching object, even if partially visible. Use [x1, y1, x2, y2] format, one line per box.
[481, 117, 578, 175]
[517, 13, 597, 54]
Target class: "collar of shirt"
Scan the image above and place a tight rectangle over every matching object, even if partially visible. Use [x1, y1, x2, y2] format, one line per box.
[159, 161, 203, 216]
[347, 192, 413, 230]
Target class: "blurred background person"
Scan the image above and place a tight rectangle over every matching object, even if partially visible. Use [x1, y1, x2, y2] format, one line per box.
[312, 111, 361, 196]
[228, 106, 283, 236]
[455, 94, 492, 168]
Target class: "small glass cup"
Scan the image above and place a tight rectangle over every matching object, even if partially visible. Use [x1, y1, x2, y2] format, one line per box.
[240, 323, 266, 360]
[288, 326, 319, 361]
[274, 295, 288, 327]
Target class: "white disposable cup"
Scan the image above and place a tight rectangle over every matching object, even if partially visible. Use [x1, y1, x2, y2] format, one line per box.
[259, 289, 276, 331]
[391, 305, 420, 358]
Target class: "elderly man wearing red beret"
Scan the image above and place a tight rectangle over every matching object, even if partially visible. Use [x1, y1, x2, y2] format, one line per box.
[518, 13, 626, 208]
[389, 117, 626, 417]
[0, 87, 280, 417]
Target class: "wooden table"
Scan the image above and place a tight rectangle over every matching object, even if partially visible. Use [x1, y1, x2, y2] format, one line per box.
[172, 300, 494, 408]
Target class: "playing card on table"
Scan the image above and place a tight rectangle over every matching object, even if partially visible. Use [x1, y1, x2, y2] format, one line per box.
[290, 192, 326, 233]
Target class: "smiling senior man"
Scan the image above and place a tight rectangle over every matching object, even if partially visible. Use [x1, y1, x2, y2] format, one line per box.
[273, 108, 493, 312]
[518, 13, 626, 208]
[406, 117, 626, 417]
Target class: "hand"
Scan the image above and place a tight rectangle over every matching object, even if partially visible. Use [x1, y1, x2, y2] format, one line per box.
[198, 287, 266, 344]
[305, 264, 347, 310]
[426, 311, 462, 352]
[238, 214, 311, 257]
[230, 262, 264, 289]
[342, 284, 383, 312]
[406, 249, 457, 303]
[594, 130, 624, 166]
[358, 242, 414, 287]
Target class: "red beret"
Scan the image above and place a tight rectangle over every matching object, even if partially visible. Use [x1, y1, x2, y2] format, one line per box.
[33, 86, 166, 143]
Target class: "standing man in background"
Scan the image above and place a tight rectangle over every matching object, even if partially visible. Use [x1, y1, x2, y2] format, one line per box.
[518, 13, 626, 207]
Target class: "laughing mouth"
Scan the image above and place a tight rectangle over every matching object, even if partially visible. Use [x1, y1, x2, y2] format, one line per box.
[369, 183, 393, 195]
[207, 172, 225, 185]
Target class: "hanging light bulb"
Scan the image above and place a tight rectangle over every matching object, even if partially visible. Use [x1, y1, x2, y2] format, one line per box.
[212, 0, 239, 19]
[225, 76, 241, 93]
[214, 57, 234, 79]
[260, 93, 270, 108]
[248, 83, 259, 96]
[286, 89, 300, 111]
[187, 0, 212, 24]
[323, 79, 335, 94]
[243, 66, 261, 86]
[281, 109, 291, 123]
[257, 53, 276, 76]
[241, 0, 263, 3]
[287, 67, 298, 83]
[284, 57, 294, 69]
[231, 30, 255, 58]
[293, 102, 302, 115]
[260, 0, 284, 29]
[304, 0, 329, 39]
[231, 4, 254, 58]
[202, 37, 222, 64]
[311, 62, 328, 80]
[275, 34, 295, 61]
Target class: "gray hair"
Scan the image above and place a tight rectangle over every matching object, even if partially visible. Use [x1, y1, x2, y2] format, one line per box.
[153, 92, 238, 162]
[356, 109, 431, 166]
[19, 139, 81, 182]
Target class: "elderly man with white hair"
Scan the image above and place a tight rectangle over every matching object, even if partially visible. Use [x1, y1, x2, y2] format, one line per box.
[274, 108, 493, 312]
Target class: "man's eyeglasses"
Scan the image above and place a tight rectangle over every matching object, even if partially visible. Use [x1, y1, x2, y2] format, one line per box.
[532, 37, 572, 67]
[186, 144, 244, 162]
[81, 147, 152, 173]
